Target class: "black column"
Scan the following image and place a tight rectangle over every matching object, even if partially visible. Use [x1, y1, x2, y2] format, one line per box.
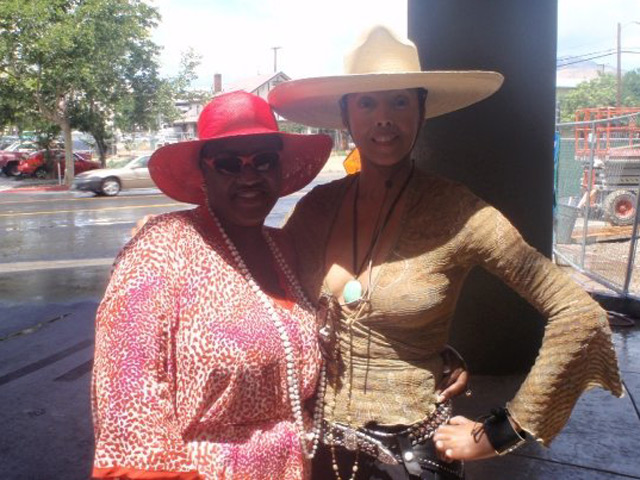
[409, 0, 558, 373]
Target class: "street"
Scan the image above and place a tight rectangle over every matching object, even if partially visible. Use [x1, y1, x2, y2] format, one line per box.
[0, 170, 343, 479]
[2, 168, 639, 480]
[0, 188, 186, 308]
[0, 171, 340, 308]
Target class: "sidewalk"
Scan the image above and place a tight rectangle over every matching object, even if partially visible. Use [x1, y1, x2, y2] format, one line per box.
[0, 176, 68, 193]
[458, 325, 640, 479]
[0, 293, 637, 480]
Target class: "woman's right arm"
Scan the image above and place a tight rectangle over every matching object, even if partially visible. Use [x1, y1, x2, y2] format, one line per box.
[92, 217, 201, 480]
[435, 200, 622, 461]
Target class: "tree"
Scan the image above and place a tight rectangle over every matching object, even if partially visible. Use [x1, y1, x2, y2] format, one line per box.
[0, 0, 161, 182]
[622, 69, 640, 106]
[114, 48, 204, 136]
[68, 99, 112, 165]
[558, 74, 616, 122]
[558, 69, 640, 122]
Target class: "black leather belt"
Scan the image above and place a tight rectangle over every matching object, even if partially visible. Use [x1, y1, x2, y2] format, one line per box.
[322, 402, 464, 479]
[363, 426, 464, 479]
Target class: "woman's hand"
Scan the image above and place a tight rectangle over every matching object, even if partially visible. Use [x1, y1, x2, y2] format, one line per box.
[433, 416, 497, 461]
[131, 214, 156, 237]
[436, 346, 470, 403]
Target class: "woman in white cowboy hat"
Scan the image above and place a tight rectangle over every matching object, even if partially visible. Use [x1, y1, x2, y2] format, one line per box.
[269, 25, 622, 479]
[91, 91, 334, 480]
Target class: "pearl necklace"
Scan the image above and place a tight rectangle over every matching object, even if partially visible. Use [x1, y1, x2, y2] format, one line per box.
[209, 209, 327, 459]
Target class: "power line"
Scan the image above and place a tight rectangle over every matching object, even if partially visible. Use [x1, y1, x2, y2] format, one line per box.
[557, 50, 640, 68]
[557, 48, 618, 62]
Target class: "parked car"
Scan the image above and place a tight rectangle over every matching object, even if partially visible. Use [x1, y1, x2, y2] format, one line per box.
[17, 149, 99, 178]
[0, 136, 20, 149]
[0, 140, 39, 176]
[72, 154, 153, 196]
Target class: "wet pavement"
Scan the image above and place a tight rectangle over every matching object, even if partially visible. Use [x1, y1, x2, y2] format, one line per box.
[1, 165, 639, 479]
[458, 322, 640, 479]
[0, 169, 344, 309]
[0, 167, 348, 479]
[0, 298, 637, 480]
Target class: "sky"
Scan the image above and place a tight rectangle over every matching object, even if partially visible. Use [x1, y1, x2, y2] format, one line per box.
[150, 0, 640, 90]
[557, 0, 640, 73]
[151, 0, 407, 90]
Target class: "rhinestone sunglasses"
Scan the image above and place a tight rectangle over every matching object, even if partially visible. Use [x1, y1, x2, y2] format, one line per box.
[204, 151, 280, 176]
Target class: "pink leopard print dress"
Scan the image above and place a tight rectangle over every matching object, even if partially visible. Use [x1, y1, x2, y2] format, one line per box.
[92, 207, 321, 480]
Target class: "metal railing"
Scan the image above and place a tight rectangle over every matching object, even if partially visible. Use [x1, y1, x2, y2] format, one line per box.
[554, 111, 640, 298]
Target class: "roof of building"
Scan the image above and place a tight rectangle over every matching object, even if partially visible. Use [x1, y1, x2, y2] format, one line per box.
[174, 72, 292, 125]
[556, 61, 616, 89]
[223, 72, 291, 95]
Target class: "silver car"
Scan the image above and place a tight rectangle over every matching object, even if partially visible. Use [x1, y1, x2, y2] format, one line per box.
[73, 155, 154, 196]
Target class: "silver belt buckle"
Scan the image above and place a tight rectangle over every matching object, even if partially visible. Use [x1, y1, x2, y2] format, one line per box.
[325, 422, 399, 465]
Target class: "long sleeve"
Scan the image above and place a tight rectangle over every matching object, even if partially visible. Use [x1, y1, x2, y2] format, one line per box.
[463, 202, 623, 445]
[92, 216, 201, 479]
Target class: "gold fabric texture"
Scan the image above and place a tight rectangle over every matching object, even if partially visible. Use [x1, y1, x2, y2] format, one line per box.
[283, 170, 623, 446]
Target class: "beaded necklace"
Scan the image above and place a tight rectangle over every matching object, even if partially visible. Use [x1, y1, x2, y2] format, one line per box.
[206, 204, 327, 460]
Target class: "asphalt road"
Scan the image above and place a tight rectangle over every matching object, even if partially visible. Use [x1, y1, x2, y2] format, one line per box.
[0, 188, 182, 308]
[0, 170, 343, 309]
[0, 171, 344, 479]
[2, 171, 640, 480]
[0, 163, 347, 478]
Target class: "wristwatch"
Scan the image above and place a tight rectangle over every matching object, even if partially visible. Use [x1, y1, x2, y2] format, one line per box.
[482, 408, 527, 455]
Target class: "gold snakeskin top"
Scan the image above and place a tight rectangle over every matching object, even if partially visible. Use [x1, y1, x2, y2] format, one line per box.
[283, 169, 622, 446]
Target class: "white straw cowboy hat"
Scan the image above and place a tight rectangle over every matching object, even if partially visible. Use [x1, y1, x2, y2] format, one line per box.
[268, 25, 504, 129]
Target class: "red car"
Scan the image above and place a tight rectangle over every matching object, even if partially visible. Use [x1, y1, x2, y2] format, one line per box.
[0, 140, 39, 176]
[17, 149, 100, 178]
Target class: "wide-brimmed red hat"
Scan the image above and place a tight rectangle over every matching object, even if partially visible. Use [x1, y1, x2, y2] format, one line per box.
[149, 91, 333, 205]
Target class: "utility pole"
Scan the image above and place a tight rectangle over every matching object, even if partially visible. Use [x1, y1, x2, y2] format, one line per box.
[271, 46, 282, 73]
[617, 22, 622, 108]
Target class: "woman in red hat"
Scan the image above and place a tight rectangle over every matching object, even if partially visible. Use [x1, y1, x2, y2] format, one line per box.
[91, 91, 333, 480]
[269, 25, 623, 480]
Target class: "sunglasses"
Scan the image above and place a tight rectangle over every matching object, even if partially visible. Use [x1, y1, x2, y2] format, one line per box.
[205, 151, 280, 176]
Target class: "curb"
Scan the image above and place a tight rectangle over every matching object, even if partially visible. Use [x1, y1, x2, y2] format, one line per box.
[1, 184, 70, 193]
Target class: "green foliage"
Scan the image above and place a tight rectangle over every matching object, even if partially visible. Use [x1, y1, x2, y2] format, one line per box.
[114, 48, 205, 133]
[278, 121, 311, 134]
[0, 0, 163, 180]
[558, 74, 616, 122]
[558, 69, 640, 122]
[172, 47, 202, 98]
[623, 70, 640, 106]
[68, 99, 112, 165]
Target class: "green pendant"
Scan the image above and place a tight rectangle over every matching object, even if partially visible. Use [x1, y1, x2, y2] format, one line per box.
[343, 279, 363, 305]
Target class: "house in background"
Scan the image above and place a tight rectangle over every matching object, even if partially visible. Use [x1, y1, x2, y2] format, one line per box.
[171, 72, 291, 139]
[556, 61, 615, 94]
[555, 61, 617, 122]
[222, 72, 291, 100]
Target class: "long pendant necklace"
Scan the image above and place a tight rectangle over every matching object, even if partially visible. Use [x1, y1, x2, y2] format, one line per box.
[342, 162, 415, 306]
[341, 177, 382, 305]
[207, 206, 327, 459]
[331, 163, 415, 480]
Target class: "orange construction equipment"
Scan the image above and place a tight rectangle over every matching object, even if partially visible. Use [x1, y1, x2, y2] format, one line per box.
[574, 107, 640, 156]
[573, 107, 640, 226]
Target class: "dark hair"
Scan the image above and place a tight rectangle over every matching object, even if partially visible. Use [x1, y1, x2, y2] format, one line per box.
[416, 87, 428, 119]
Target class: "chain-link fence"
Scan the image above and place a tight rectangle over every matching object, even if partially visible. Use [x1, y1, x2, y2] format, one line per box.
[554, 109, 640, 298]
